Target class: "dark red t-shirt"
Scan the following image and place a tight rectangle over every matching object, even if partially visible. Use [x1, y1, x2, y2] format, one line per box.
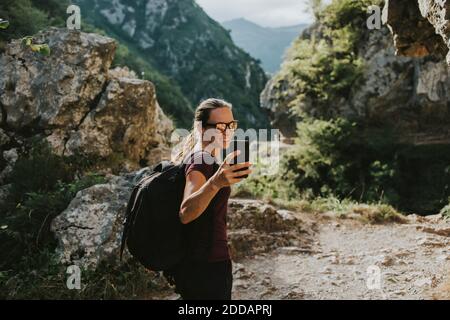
[183, 150, 231, 262]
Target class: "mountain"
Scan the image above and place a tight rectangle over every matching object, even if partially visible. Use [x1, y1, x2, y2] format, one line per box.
[222, 18, 307, 74]
[74, 0, 269, 129]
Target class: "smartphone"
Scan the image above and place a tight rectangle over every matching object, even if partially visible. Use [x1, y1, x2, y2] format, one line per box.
[222, 136, 250, 178]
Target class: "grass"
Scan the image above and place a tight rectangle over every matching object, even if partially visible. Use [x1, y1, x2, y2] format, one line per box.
[0, 250, 171, 299]
[440, 200, 450, 219]
[232, 154, 406, 224]
[266, 196, 406, 224]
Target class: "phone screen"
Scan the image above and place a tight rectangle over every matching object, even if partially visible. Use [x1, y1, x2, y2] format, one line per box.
[222, 137, 250, 178]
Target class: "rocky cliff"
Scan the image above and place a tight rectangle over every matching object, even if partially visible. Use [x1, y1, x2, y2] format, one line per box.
[0, 28, 173, 185]
[261, 1, 450, 144]
[384, 0, 450, 65]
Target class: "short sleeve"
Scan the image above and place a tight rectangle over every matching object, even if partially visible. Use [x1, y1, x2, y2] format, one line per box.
[184, 151, 215, 180]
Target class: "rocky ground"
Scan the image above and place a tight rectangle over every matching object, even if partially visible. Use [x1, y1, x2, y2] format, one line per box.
[156, 198, 449, 300]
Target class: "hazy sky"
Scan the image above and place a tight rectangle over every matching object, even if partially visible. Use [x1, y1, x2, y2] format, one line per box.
[195, 0, 316, 28]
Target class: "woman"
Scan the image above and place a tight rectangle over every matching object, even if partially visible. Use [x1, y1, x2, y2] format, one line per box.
[169, 98, 252, 300]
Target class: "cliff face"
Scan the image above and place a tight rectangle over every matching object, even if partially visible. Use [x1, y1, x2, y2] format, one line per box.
[51, 182, 316, 269]
[74, 0, 269, 128]
[0, 28, 173, 184]
[383, 0, 450, 145]
[261, 9, 450, 145]
[385, 0, 450, 64]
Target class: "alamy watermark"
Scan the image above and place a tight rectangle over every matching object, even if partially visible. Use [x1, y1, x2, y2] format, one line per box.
[366, 265, 391, 299]
[66, 5, 81, 30]
[66, 265, 81, 290]
[366, 5, 386, 30]
[366, 265, 382, 290]
[171, 126, 281, 176]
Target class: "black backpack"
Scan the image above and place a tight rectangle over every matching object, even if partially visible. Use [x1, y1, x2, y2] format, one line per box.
[119, 160, 188, 271]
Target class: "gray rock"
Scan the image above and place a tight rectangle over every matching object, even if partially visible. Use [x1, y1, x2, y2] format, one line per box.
[0, 28, 115, 130]
[51, 173, 135, 268]
[61, 75, 172, 168]
[3, 148, 18, 164]
[413, 277, 432, 287]
[0, 28, 174, 172]
[49, 166, 157, 269]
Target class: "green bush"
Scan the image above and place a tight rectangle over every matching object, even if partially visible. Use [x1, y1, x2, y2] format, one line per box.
[0, 140, 106, 271]
[0, 251, 170, 299]
[235, 170, 405, 225]
[283, 117, 400, 203]
[8, 140, 72, 197]
[233, 118, 399, 205]
[0, 0, 69, 50]
[264, 0, 450, 215]
[232, 158, 301, 201]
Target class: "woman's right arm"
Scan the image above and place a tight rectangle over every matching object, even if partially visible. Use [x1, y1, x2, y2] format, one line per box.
[179, 151, 252, 224]
[179, 171, 221, 224]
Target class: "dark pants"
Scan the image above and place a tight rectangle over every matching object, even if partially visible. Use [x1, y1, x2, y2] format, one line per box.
[172, 258, 233, 300]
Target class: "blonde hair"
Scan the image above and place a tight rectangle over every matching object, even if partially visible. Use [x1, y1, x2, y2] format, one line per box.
[173, 98, 232, 164]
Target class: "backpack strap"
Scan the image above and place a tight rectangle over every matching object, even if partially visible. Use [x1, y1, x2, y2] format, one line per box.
[152, 160, 172, 173]
[119, 183, 145, 261]
[120, 183, 148, 261]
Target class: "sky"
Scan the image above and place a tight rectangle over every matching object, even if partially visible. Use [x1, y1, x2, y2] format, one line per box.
[195, 0, 318, 28]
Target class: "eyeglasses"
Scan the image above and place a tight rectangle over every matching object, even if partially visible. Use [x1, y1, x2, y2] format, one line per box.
[205, 120, 238, 132]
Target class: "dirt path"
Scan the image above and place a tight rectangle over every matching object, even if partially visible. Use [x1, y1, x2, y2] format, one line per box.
[232, 214, 450, 300]
[156, 200, 449, 300]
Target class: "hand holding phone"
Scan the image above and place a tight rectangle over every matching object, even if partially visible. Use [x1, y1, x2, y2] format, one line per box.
[222, 137, 250, 179]
[211, 149, 252, 189]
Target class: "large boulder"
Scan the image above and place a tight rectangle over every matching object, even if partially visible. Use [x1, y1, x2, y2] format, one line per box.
[0, 28, 115, 130]
[49, 71, 172, 166]
[51, 168, 152, 268]
[0, 28, 173, 179]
